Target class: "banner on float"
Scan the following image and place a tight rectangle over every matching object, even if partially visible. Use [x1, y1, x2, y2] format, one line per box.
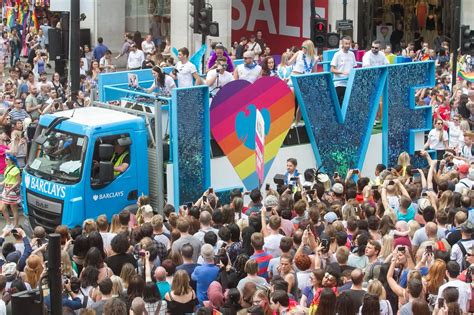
[255, 108, 265, 187]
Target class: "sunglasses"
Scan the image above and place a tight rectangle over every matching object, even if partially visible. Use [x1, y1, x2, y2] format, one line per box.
[301, 46, 308, 49]
[436, 122, 443, 125]
[371, 46, 379, 50]
[244, 57, 253, 60]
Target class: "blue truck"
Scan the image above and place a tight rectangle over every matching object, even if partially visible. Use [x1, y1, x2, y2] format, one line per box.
[21, 106, 153, 232]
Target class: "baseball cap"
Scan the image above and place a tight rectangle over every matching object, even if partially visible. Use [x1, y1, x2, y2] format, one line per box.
[324, 212, 338, 224]
[458, 164, 469, 175]
[461, 220, 474, 234]
[331, 183, 344, 195]
[201, 244, 214, 262]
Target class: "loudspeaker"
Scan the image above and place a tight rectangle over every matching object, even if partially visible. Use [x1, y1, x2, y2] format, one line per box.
[48, 28, 63, 60]
[11, 289, 43, 314]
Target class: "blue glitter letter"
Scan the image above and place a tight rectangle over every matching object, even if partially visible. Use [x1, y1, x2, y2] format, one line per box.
[171, 86, 210, 206]
[383, 62, 434, 167]
[291, 67, 387, 175]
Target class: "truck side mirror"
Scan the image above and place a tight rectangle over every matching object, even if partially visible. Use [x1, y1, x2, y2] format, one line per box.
[99, 144, 114, 161]
[99, 161, 114, 182]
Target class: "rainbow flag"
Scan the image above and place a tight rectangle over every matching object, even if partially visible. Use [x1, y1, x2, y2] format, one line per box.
[4, 7, 15, 28]
[31, 11, 39, 29]
[458, 71, 474, 83]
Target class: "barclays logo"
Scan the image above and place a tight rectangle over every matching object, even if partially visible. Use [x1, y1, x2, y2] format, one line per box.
[24, 174, 66, 199]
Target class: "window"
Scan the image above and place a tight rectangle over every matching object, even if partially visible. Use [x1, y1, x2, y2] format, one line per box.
[125, 0, 171, 43]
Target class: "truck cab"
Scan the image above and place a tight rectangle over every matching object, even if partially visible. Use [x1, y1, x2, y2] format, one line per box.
[22, 107, 149, 232]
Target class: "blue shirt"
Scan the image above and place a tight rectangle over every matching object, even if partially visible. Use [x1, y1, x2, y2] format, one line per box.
[191, 263, 219, 303]
[93, 43, 108, 61]
[396, 205, 416, 222]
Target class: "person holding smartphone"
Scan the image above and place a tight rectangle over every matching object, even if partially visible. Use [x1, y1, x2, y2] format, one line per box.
[283, 158, 303, 188]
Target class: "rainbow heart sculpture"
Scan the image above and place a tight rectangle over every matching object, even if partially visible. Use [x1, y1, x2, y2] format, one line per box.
[210, 77, 295, 190]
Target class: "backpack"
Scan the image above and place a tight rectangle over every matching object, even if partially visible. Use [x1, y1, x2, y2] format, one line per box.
[456, 240, 470, 271]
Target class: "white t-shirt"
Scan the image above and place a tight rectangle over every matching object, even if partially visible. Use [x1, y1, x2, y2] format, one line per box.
[362, 51, 389, 67]
[236, 63, 261, 83]
[460, 144, 473, 162]
[437, 280, 471, 314]
[331, 49, 357, 87]
[427, 128, 448, 150]
[264, 234, 284, 258]
[293, 52, 318, 74]
[127, 50, 145, 69]
[206, 69, 234, 94]
[175, 61, 198, 88]
[150, 75, 176, 95]
[141, 41, 155, 54]
[447, 121, 464, 150]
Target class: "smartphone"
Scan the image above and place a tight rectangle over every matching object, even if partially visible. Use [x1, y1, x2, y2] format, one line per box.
[11, 229, 18, 234]
[290, 177, 299, 181]
[333, 172, 339, 178]
[446, 162, 454, 167]
[208, 187, 214, 194]
[288, 184, 294, 191]
[353, 169, 359, 175]
[202, 195, 207, 202]
[426, 245, 433, 253]
[321, 239, 329, 249]
[398, 246, 406, 252]
[138, 251, 146, 257]
[265, 183, 270, 191]
[438, 297, 444, 309]
[372, 185, 379, 190]
[388, 180, 395, 185]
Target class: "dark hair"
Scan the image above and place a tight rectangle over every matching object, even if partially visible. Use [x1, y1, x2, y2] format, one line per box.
[316, 288, 336, 315]
[360, 294, 380, 315]
[110, 232, 130, 254]
[411, 298, 431, 315]
[335, 291, 356, 315]
[407, 278, 423, 298]
[161, 259, 176, 276]
[97, 37, 103, 44]
[118, 210, 131, 226]
[84, 247, 105, 269]
[227, 223, 241, 243]
[178, 47, 190, 57]
[250, 189, 262, 203]
[271, 290, 289, 307]
[181, 244, 194, 259]
[261, 56, 275, 76]
[152, 65, 166, 88]
[80, 266, 99, 288]
[143, 281, 162, 303]
[443, 287, 461, 315]
[104, 298, 127, 315]
[2, 243, 15, 259]
[72, 234, 90, 258]
[218, 226, 231, 242]
[98, 278, 113, 295]
[446, 261, 460, 278]
[88, 231, 106, 258]
[127, 274, 145, 300]
[204, 231, 218, 246]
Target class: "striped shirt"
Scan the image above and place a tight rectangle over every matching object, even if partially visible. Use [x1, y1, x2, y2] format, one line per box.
[9, 108, 29, 122]
[250, 250, 272, 280]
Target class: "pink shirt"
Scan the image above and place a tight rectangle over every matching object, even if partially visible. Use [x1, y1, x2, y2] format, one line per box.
[0, 145, 10, 174]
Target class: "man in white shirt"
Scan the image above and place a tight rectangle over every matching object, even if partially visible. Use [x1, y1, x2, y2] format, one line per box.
[436, 261, 471, 314]
[330, 36, 357, 105]
[234, 51, 261, 83]
[170, 47, 202, 88]
[362, 40, 389, 67]
[246, 34, 262, 61]
[127, 44, 145, 70]
[455, 164, 473, 193]
[206, 56, 234, 97]
[262, 214, 284, 258]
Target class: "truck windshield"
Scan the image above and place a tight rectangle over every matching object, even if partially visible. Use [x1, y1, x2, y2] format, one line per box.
[26, 126, 87, 184]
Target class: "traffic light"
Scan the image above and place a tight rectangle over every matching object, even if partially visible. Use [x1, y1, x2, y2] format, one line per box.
[312, 18, 327, 48]
[190, 0, 205, 34]
[460, 25, 474, 55]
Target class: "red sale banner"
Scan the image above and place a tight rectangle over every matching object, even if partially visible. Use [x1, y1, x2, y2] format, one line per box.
[231, 0, 329, 54]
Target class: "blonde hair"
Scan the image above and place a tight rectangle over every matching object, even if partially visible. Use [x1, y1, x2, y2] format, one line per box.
[82, 219, 97, 235]
[397, 152, 411, 168]
[280, 52, 291, 67]
[172, 270, 192, 296]
[119, 263, 137, 289]
[110, 275, 124, 297]
[379, 234, 394, 259]
[110, 214, 121, 233]
[407, 220, 420, 239]
[61, 250, 74, 277]
[24, 255, 43, 288]
[302, 40, 316, 58]
[367, 280, 386, 299]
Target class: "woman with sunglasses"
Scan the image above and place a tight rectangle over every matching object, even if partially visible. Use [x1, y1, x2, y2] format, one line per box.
[439, 114, 464, 152]
[424, 118, 448, 160]
[289, 40, 319, 74]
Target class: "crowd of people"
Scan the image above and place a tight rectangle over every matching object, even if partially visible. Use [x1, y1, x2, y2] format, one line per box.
[0, 14, 471, 315]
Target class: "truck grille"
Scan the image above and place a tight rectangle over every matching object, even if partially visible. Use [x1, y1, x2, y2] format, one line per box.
[26, 190, 63, 233]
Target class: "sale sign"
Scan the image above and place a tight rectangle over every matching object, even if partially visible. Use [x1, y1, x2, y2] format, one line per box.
[232, 0, 329, 54]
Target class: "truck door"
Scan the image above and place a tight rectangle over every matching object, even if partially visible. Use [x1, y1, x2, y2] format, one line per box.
[85, 133, 139, 220]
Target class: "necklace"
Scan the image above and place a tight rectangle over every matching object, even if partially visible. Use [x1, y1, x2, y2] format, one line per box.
[303, 54, 314, 73]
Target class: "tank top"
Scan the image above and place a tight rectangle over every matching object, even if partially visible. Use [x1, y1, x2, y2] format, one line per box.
[166, 291, 198, 315]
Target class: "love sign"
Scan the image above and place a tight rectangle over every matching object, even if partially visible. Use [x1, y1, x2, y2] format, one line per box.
[210, 77, 295, 190]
